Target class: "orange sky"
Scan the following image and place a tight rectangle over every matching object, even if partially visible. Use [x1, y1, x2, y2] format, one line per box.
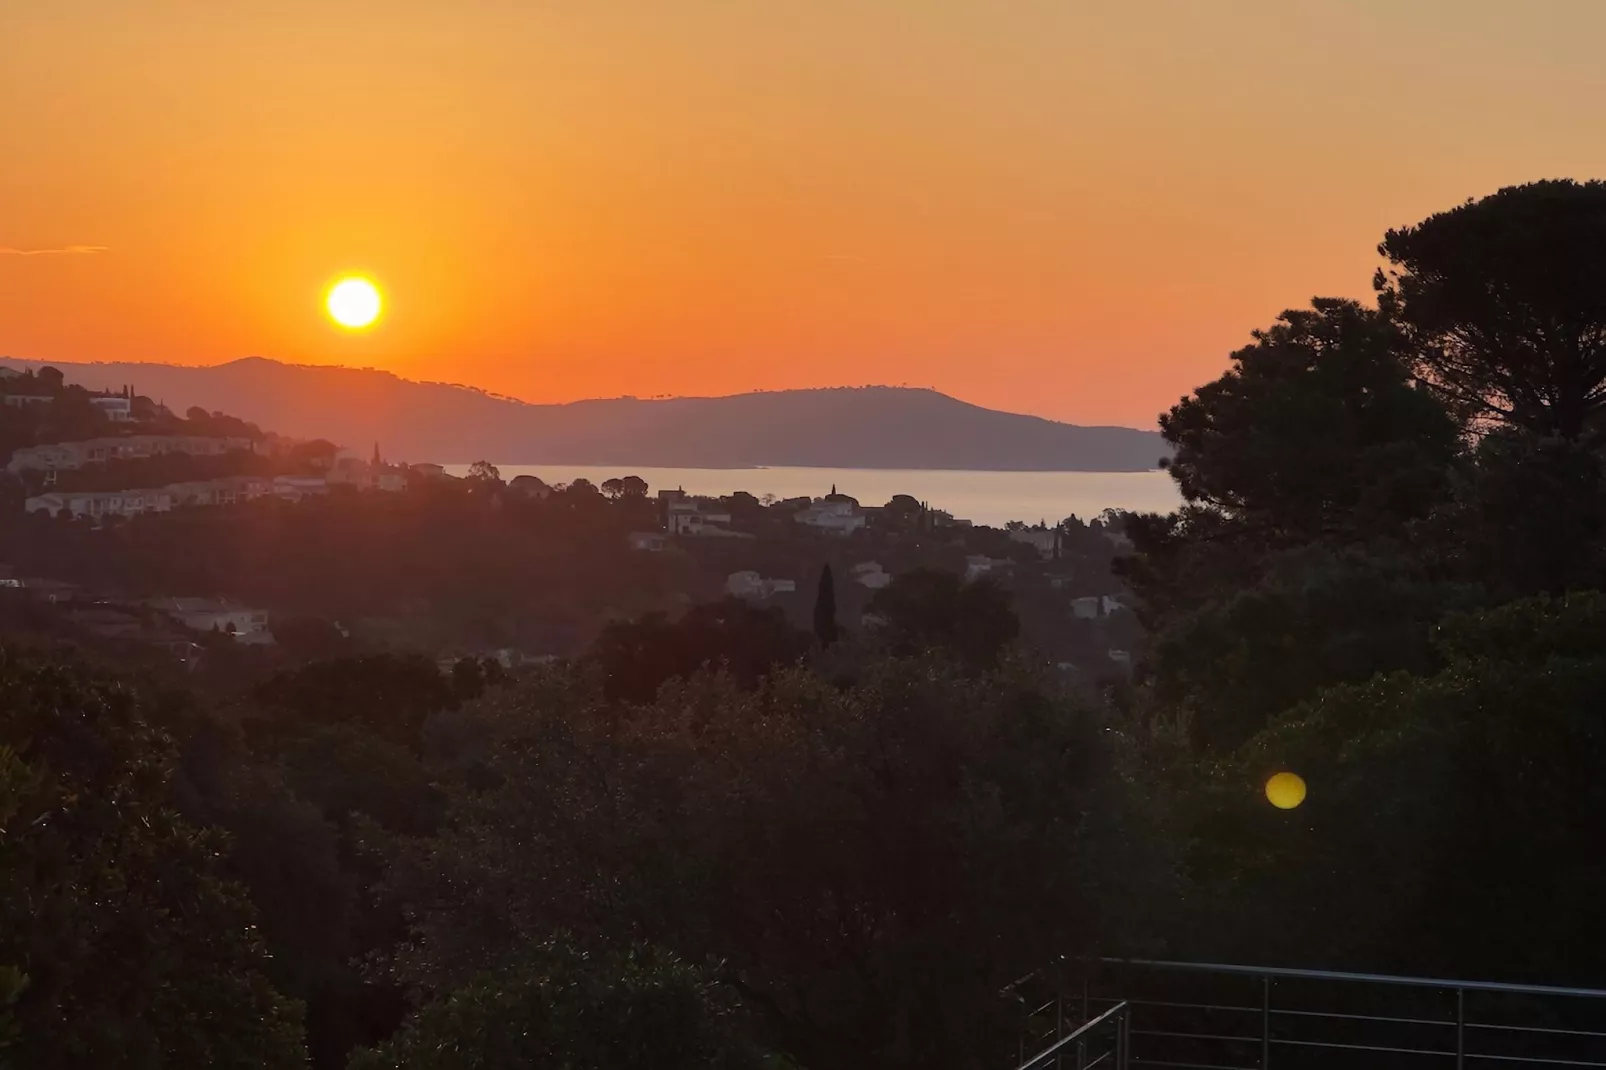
[5, 2, 1606, 428]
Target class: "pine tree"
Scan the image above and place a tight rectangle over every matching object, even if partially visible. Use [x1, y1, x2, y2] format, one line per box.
[813, 563, 839, 647]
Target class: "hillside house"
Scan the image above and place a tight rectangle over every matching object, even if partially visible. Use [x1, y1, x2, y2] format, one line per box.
[273, 475, 329, 501]
[725, 571, 798, 600]
[794, 498, 867, 536]
[1071, 596, 1101, 620]
[89, 396, 133, 422]
[1009, 527, 1059, 559]
[965, 555, 1008, 581]
[851, 561, 892, 589]
[627, 531, 668, 552]
[667, 499, 751, 538]
[1070, 593, 1130, 620]
[6, 435, 259, 475]
[151, 596, 273, 642]
[26, 487, 177, 519]
[25, 475, 277, 519]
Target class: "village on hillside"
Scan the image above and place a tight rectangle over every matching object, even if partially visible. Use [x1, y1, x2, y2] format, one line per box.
[0, 365, 1142, 684]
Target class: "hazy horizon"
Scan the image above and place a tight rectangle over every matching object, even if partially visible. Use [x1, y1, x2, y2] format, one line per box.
[10, 2, 1606, 425]
[0, 353, 1167, 430]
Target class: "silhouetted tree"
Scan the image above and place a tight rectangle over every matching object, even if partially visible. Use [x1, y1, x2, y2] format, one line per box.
[813, 563, 839, 647]
[1159, 298, 1460, 543]
[1378, 179, 1606, 439]
[465, 460, 501, 483]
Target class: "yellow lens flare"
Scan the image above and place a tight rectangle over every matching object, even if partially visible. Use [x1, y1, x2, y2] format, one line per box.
[1265, 771, 1307, 810]
[326, 276, 382, 329]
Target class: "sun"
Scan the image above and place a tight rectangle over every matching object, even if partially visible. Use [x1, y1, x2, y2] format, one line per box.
[326, 276, 382, 329]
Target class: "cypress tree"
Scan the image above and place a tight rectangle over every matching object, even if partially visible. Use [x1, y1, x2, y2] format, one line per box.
[813, 563, 839, 647]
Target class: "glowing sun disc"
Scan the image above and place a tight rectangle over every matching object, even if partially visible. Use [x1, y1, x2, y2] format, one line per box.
[326, 277, 382, 329]
[1265, 771, 1307, 810]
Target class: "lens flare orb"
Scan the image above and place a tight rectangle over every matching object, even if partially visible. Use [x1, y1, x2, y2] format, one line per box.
[1265, 771, 1307, 810]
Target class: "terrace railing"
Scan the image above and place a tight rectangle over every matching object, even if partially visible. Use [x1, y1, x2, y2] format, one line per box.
[1006, 958, 1606, 1070]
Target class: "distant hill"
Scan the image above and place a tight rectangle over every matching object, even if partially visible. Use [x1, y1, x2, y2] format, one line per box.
[0, 357, 1168, 471]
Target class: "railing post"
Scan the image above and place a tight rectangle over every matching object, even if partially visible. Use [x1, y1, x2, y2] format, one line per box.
[1117, 1004, 1130, 1070]
[1075, 1038, 1086, 1070]
[1456, 988, 1465, 1070]
[1055, 992, 1064, 1070]
[1019, 993, 1027, 1068]
[1261, 976, 1271, 1069]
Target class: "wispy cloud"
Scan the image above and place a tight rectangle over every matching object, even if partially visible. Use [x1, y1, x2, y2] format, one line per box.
[0, 245, 108, 256]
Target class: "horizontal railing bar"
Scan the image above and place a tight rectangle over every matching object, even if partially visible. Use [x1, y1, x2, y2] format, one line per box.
[1468, 1021, 1606, 1041]
[1468, 1054, 1606, 1068]
[1124, 1053, 1259, 1060]
[1012, 1002, 1127, 1070]
[1272, 1006, 1456, 1028]
[1131, 1029, 1264, 1044]
[1100, 958, 1606, 1001]
[1271, 1036, 1454, 1057]
[1118, 998, 1262, 1016]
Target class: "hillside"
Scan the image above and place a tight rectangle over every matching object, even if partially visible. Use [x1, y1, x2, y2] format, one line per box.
[0, 357, 1168, 471]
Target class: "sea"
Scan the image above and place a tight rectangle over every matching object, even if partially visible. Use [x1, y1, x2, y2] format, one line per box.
[444, 465, 1182, 528]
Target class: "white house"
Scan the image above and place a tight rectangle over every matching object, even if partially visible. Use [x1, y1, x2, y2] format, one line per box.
[1009, 527, 1059, 559]
[627, 531, 669, 552]
[24, 474, 279, 519]
[851, 561, 892, 589]
[26, 487, 176, 519]
[795, 499, 867, 536]
[965, 555, 1008, 582]
[7, 435, 259, 475]
[667, 500, 751, 538]
[1070, 596, 1101, 620]
[89, 396, 133, 422]
[1070, 594, 1130, 620]
[273, 475, 329, 501]
[725, 571, 797, 600]
[152, 597, 273, 642]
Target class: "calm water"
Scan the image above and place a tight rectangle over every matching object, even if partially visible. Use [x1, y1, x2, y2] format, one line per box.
[447, 465, 1181, 528]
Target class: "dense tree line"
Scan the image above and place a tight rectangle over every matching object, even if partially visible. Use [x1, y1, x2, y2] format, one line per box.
[1122, 179, 1606, 985]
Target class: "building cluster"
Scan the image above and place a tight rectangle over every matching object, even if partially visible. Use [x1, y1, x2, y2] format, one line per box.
[16, 436, 422, 520]
[7, 435, 261, 477]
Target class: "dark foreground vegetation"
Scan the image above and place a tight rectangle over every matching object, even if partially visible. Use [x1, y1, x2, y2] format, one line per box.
[8, 179, 1606, 1068]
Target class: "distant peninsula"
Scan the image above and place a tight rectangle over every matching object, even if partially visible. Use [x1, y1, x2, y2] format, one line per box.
[0, 357, 1169, 472]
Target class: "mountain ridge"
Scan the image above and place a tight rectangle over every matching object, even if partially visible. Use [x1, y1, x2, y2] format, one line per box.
[0, 356, 1169, 471]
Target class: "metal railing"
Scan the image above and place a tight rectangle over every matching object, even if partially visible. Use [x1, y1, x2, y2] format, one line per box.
[1007, 958, 1606, 1069]
[1015, 1000, 1132, 1070]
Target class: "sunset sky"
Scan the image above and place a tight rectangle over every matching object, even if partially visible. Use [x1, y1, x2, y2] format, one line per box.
[6, 2, 1606, 428]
